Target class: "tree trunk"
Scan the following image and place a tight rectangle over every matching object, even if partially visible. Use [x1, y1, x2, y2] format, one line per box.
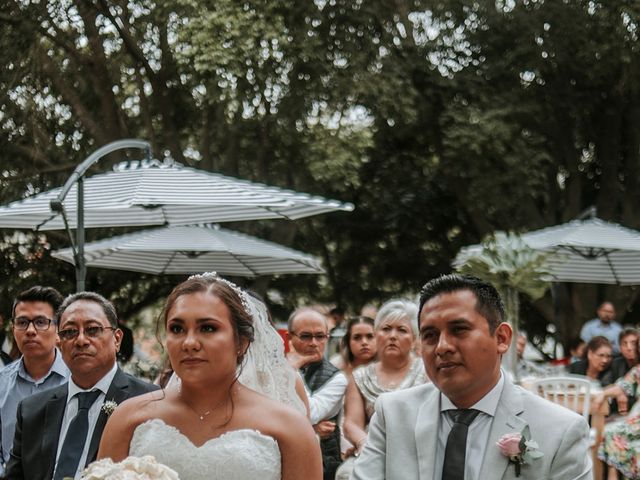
[594, 98, 623, 220]
[622, 97, 640, 227]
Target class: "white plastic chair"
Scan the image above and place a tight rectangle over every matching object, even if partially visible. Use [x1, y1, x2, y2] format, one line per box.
[531, 375, 592, 420]
[532, 375, 607, 480]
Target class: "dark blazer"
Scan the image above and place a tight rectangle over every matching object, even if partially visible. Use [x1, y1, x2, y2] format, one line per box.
[610, 354, 634, 382]
[4, 368, 158, 480]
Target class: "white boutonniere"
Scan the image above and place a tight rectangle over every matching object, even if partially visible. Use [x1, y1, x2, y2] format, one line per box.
[101, 400, 118, 416]
[496, 432, 544, 477]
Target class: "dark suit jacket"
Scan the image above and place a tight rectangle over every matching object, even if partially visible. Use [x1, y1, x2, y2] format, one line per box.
[610, 354, 634, 382]
[4, 368, 158, 480]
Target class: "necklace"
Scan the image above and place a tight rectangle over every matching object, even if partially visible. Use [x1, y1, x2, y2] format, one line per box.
[179, 387, 233, 421]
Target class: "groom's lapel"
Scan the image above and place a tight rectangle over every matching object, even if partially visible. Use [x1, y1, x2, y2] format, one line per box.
[415, 387, 440, 480]
[479, 380, 526, 480]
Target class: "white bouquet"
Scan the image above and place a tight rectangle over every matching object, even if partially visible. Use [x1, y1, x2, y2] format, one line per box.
[80, 455, 179, 480]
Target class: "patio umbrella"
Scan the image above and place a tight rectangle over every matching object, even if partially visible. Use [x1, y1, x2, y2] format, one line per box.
[454, 217, 640, 285]
[51, 224, 324, 276]
[0, 159, 354, 230]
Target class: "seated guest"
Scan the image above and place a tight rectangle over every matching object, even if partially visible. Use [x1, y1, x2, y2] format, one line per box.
[611, 328, 639, 380]
[5, 291, 158, 480]
[331, 315, 377, 465]
[569, 335, 615, 387]
[610, 328, 640, 414]
[331, 316, 377, 376]
[0, 286, 69, 475]
[581, 301, 623, 353]
[596, 364, 640, 480]
[287, 308, 347, 480]
[568, 336, 587, 364]
[336, 300, 427, 480]
[351, 274, 591, 479]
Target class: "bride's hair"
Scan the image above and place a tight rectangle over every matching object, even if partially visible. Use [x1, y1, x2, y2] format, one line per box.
[160, 275, 255, 365]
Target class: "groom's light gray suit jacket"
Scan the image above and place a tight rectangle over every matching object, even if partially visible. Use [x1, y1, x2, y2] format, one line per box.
[351, 377, 592, 480]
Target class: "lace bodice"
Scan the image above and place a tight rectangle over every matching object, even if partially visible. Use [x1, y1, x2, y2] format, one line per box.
[130, 419, 281, 480]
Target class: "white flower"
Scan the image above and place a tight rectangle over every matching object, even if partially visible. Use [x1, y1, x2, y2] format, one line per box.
[81, 456, 180, 480]
[101, 400, 118, 416]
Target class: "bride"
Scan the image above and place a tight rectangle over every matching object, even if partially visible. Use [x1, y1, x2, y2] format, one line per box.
[98, 273, 322, 480]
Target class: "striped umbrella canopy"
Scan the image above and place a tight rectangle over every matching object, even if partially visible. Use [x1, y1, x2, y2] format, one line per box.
[454, 218, 640, 285]
[51, 224, 324, 276]
[0, 160, 354, 230]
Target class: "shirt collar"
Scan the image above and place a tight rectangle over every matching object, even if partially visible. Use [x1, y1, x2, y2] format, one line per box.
[440, 370, 505, 417]
[67, 361, 118, 403]
[597, 320, 615, 328]
[50, 348, 71, 377]
[17, 348, 70, 383]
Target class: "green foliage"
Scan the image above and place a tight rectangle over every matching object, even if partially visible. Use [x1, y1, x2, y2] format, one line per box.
[1, 0, 640, 336]
[456, 232, 551, 368]
[456, 233, 551, 302]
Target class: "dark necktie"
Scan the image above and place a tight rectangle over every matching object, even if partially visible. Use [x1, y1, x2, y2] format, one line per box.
[53, 390, 102, 480]
[441, 408, 480, 480]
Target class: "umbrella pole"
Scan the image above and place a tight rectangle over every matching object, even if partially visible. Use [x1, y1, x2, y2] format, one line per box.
[76, 177, 85, 292]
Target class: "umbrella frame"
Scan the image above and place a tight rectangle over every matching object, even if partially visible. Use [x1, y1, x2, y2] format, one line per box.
[52, 139, 152, 291]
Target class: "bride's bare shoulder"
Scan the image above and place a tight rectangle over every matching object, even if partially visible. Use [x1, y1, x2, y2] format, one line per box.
[114, 389, 166, 415]
[98, 389, 173, 461]
[238, 387, 308, 430]
[105, 389, 171, 431]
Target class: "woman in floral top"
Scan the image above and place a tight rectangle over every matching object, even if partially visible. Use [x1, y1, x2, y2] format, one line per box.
[597, 364, 640, 479]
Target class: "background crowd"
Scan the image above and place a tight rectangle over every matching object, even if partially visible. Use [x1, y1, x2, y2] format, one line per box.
[1, 275, 630, 479]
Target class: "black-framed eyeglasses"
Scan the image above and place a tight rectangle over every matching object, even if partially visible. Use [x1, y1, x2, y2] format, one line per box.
[12, 316, 53, 331]
[58, 325, 116, 341]
[292, 332, 329, 342]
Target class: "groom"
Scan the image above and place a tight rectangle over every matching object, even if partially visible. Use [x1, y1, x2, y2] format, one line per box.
[5, 292, 157, 480]
[352, 274, 592, 480]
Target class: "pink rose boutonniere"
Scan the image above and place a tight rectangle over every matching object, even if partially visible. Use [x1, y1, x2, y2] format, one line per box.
[497, 432, 543, 477]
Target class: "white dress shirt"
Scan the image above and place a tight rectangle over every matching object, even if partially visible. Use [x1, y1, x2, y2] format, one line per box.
[435, 372, 505, 480]
[305, 371, 348, 424]
[55, 362, 118, 480]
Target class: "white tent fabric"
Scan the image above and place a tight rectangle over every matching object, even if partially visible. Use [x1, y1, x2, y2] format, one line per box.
[51, 224, 324, 276]
[0, 160, 354, 230]
[455, 218, 640, 285]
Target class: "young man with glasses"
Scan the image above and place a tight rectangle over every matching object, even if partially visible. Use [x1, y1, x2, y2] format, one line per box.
[5, 291, 157, 480]
[0, 286, 70, 475]
[287, 308, 347, 480]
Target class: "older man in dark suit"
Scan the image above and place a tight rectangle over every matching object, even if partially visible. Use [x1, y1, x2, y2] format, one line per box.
[5, 292, 158, 480]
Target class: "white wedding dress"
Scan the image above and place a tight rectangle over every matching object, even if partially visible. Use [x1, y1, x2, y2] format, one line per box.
[130, 279, 297, 480]
[129, 418, 281, 480]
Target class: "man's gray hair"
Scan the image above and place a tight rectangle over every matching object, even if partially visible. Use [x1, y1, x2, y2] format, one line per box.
[56, 291, 118, 328]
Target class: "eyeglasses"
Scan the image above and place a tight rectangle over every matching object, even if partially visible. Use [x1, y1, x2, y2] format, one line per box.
[58, 325, 116, 341]
[292, 332, 329, 342]
[12, 316, 53, 331]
